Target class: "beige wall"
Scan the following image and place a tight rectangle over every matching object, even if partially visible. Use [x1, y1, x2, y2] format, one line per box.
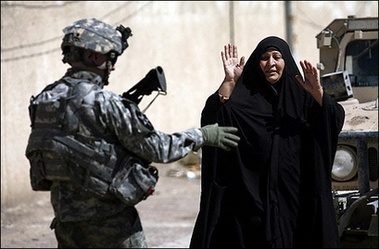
[1, 1, 378, 208]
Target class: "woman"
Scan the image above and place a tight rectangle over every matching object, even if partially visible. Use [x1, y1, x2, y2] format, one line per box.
[190, 36, 344, 248]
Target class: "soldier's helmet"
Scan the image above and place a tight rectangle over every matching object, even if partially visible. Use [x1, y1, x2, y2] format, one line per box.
[61, 18, 123, 56]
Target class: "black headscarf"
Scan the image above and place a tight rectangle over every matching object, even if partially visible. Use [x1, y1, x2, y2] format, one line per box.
[235, 36, 307, 121]
[190, 36, 344, 248]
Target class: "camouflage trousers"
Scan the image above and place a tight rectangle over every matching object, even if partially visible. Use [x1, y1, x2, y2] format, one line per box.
[51, 207, 148, 248]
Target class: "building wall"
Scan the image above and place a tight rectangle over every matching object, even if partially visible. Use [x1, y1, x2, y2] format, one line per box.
[1, 1, 378, 208]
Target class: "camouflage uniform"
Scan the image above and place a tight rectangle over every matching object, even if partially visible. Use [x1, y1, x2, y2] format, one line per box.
[27, 68, 204, 248]
[26, 18, 204, 248]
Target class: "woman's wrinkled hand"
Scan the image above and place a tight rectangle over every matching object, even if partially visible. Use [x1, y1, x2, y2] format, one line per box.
[221, 44, 245, 84]
[295, 60, 323, 106]
[218, 44, 245, 103]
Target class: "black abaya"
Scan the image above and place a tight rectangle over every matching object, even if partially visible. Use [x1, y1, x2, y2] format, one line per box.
[190, 37, 345, 248]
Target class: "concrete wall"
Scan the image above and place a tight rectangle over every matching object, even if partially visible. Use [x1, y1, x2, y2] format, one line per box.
[1, 1, 378, 208]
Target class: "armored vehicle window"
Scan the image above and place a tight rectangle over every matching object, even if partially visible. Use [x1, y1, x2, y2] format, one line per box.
[345, 39, 378, 87]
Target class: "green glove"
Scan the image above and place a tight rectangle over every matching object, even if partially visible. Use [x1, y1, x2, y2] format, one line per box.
[200, 123, 240, 151]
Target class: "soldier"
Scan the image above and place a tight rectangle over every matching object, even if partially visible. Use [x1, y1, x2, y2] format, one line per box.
[25, 18, 240, 248]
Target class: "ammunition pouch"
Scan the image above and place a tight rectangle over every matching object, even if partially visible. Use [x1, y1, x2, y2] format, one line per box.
[109, 157, 158, 206]
[29, 152, 72, 191]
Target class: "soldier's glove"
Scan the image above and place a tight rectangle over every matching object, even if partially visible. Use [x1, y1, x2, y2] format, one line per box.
[200, 123, 240, 151]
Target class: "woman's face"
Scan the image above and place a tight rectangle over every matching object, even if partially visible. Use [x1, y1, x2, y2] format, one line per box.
[259, 50, 285, 84]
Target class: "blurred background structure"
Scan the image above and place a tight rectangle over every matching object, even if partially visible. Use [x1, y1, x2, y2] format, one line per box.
[1, 1, 378, 209]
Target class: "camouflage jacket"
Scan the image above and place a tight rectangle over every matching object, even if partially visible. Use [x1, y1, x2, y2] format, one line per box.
[27, 68, 203, 221]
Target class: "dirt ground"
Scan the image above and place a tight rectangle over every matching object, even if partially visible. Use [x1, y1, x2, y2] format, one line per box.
[1, 163, 201, 248]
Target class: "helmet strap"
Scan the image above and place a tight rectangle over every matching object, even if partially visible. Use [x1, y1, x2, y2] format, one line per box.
[101, 61, 112, 86]
[101, 52, 118, 85]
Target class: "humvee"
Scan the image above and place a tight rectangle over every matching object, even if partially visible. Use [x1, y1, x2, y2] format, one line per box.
[316, 16, 378, 248]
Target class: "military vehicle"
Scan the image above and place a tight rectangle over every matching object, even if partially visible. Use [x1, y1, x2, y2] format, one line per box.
[316, 16, 378, 248]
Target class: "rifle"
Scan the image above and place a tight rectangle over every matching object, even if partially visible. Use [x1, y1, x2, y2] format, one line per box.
[122, 66, 167, 112]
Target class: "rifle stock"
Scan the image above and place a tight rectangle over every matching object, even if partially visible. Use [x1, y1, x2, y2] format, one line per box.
[122, 66, 167, 105]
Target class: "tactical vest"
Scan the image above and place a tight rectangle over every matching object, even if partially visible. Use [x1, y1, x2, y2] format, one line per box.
[25, 77, 121, 198]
